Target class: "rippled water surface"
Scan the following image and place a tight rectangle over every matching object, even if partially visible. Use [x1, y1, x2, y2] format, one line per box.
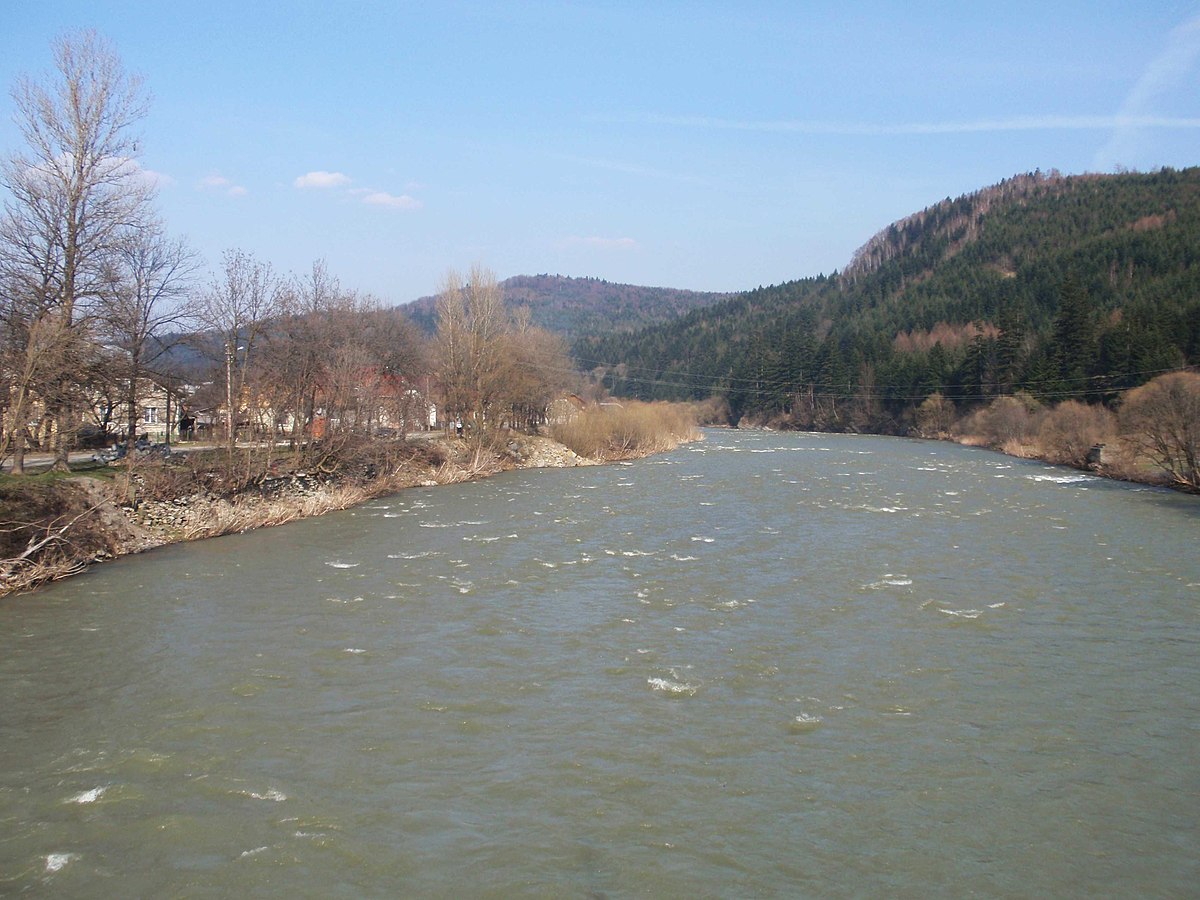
[2, 431, 1199, 896]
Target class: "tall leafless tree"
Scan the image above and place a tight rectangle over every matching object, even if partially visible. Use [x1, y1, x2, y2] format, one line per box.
[100, 221, 200, 445]
[434, 264, 509, 444]
[196, 249, 284, 453]
[0, 30, 154, 471]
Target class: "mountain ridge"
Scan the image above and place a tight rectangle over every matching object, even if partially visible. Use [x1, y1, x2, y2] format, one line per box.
[575, 167, 1200, 427]
[401, 274, 732, 339]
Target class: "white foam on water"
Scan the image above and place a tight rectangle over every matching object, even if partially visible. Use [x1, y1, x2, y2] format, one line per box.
[670, 554, 698, 562]
[988, 602, 1006, 608]
[247, 788, 288, 801]
[343, 648, 366, 654]
[239, 846, 270, 859]
[325, 561, 359, 569]
[388, 551, 439, 559]
[326, 596, 364, 604]
[1027, 473, 1095, 484]
[66, 786, 106, 804]
[939, 608, 982, 619]
[866, 575, 912, 589]
[621, 550, 657, 557]
[45, 853, 76, 873]
[690, 536, 715, 543]
[647, 676, 698, 696]
[792, 713, 823, 727]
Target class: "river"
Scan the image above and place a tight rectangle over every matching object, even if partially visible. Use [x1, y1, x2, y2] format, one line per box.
[1, 430, 1198, 897]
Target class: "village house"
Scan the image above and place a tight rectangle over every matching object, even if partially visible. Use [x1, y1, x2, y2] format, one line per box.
[547, 394, 586, 425]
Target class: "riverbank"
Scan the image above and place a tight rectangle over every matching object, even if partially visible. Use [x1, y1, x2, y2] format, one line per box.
[1, 431, 686, 598]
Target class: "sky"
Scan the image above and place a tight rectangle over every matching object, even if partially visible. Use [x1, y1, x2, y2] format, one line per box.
[3, 1, 1199, 306]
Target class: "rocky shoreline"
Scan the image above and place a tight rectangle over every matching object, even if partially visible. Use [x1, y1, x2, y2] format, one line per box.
[130, 434, 596, 549]
[1, 433, 603, 596]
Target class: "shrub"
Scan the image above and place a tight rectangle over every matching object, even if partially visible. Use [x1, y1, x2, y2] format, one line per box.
[551, 401, 700, 460]
[1037, 401, 1115, 468]
[960, 392, 1043, 450]
[1117, 371, 1200, 490]
[913, 392, 955, 438]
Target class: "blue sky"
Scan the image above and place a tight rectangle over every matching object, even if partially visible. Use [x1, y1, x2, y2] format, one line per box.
[3, 1, 1199, 305]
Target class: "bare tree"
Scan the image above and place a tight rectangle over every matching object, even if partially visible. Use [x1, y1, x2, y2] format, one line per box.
[100, 221, 199, 445]
[501, 312, 573, 430]
[1118, 371, 1200, 491]
[196, 249, 283, 453]
[0, 31, 153, 471]
[434, 264, 509, 444]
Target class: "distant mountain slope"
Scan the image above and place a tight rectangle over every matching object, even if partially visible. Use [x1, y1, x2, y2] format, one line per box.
[578, 167, 1200, 426]
[402, 274, 731, 339]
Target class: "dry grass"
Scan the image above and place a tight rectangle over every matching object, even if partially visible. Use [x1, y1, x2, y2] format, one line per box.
[177, 482, 377, 541]
[551, 401, 700, 460]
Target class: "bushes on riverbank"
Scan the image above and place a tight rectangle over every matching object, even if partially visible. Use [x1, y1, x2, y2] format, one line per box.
[551, 400, 701, 459]
[950, 371, 1200, 491]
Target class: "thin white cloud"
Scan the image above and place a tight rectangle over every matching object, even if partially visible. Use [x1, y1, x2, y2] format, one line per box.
[632, 112, 1200, 136]
[361, 191, 421, 210]
[294, 170, 351, 189]
[197, 172, 246, 197]
[561, 235, 638, 250]
[1095, 13, 1200, 169]
[140, 167, 176, 189]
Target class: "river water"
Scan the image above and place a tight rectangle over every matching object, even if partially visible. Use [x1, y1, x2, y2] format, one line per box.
[1, 430, 1198, 897]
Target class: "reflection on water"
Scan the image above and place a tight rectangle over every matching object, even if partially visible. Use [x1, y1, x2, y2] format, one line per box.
[2, 431, 1198, 896]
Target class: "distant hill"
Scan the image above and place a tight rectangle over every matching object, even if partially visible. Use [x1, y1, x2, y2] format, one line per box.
[402, 274, 731, 339]
[577, 167, 1200, 427]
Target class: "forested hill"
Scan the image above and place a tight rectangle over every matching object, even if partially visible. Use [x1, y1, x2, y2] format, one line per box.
[402, 275, 730, 339]
[575, 167, 1200, 429]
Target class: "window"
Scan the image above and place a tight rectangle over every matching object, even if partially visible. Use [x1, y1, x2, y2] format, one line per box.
[142, 407, 160, 424]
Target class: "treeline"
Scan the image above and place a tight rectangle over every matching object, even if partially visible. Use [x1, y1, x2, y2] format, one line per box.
[0, 33, 582, 480]
[576, 168, 1200, 437]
